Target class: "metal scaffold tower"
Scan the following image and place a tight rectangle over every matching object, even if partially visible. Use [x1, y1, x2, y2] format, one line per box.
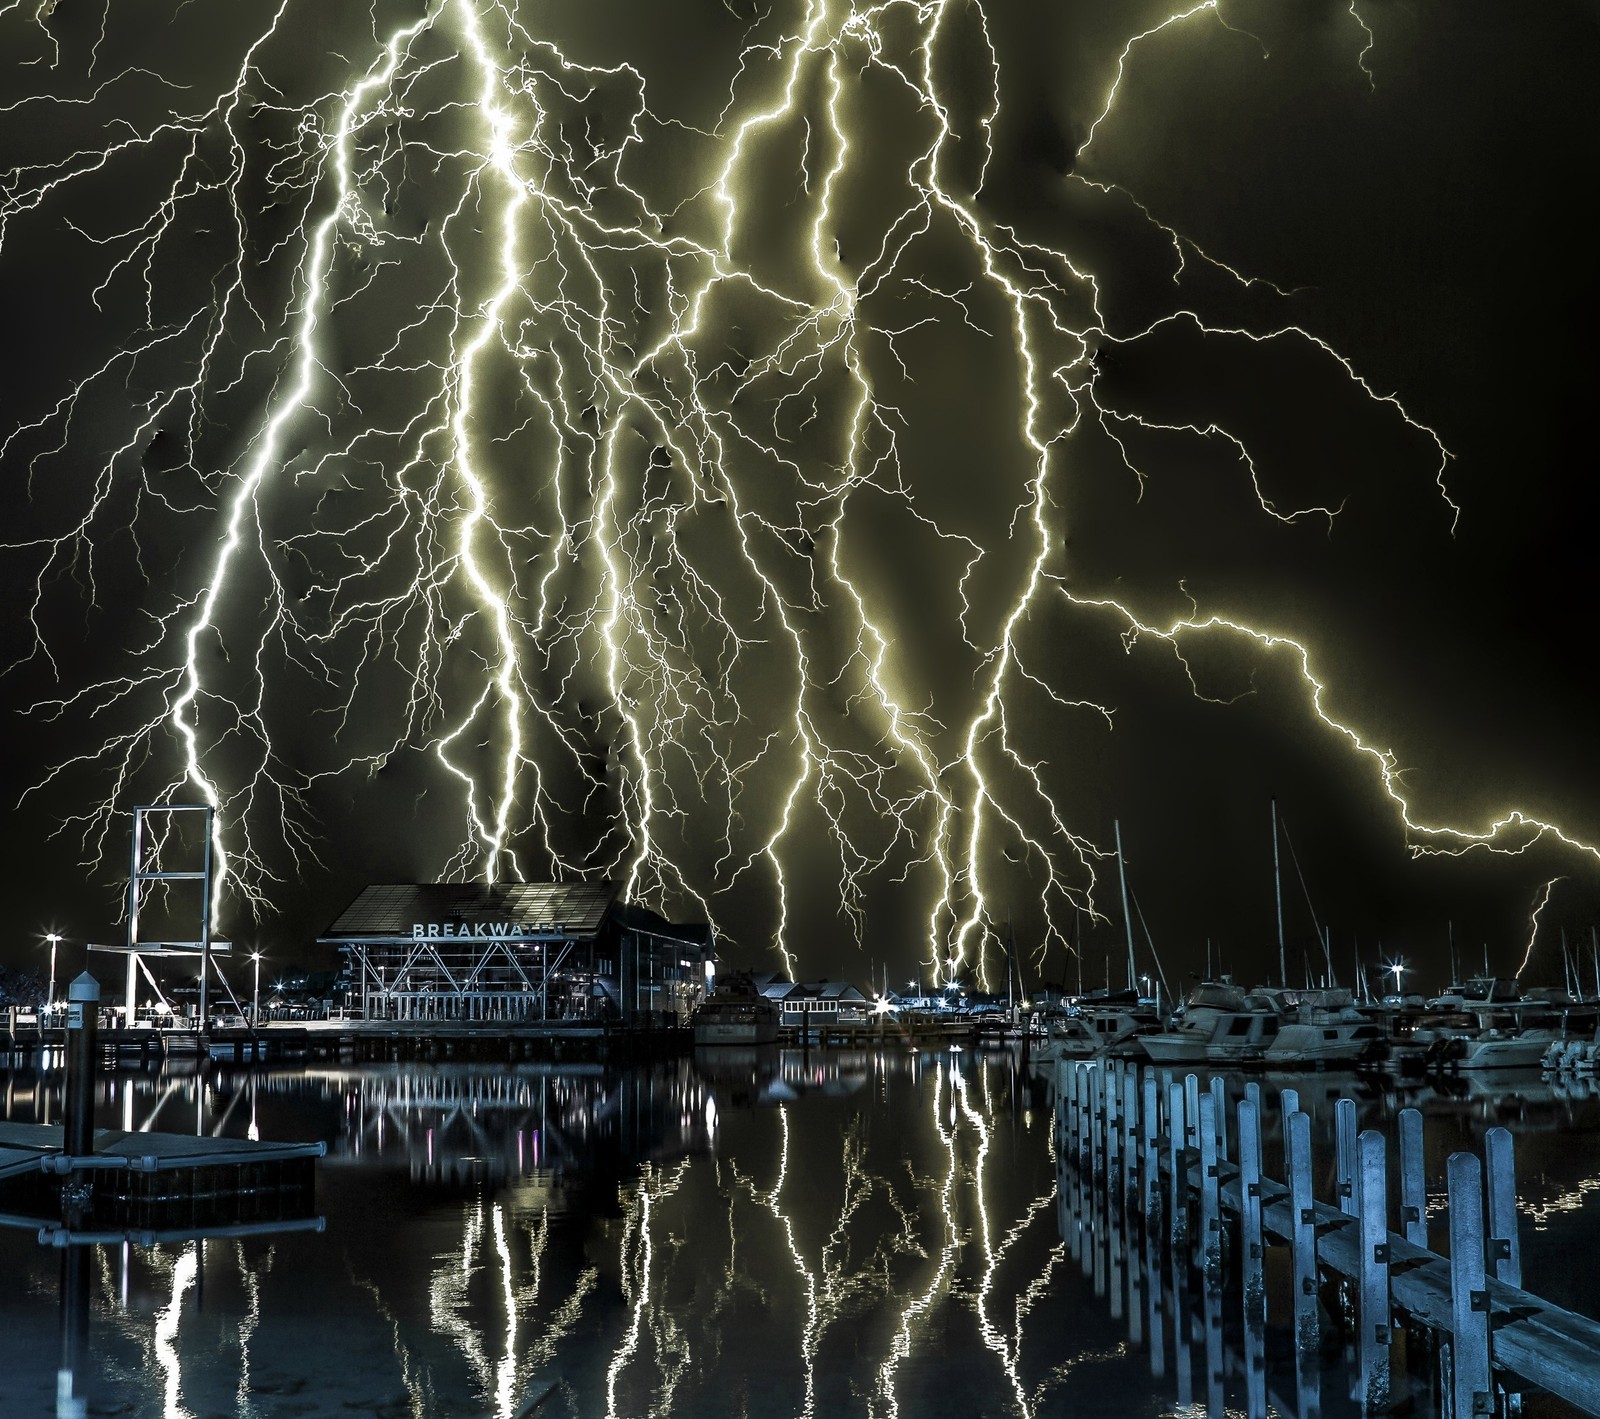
[88, 804, 232, 1029]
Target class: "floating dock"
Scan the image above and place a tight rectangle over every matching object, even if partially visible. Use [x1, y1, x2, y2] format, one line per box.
[0, 1121, 324, 1239]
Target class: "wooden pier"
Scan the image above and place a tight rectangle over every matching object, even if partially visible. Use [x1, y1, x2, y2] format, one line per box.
[1055, 1056, 1600, 1417]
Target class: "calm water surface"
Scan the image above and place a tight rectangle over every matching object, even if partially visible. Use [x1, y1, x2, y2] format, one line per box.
[3, 1050, 1600, 1418]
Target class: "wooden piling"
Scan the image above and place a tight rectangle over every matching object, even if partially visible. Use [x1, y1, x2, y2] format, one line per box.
[1168, 1079, 1188, 1253]
[1199, 1090, 1222, 1291]
[1337, 1096, 1358, 1216]
[1485, 1127, 1522, 1290]
[1288, 1110, 1320, 1355]
[1447, 1150, 1492, 1419]
[1210, 1075, 1228, 1161]
[1238, 1096, 1267, 1418]
[1184, 1073, 1201, 1151]
[1358, 1128, 1392, 1413]
[1399, 1107, 1428, 1251]
[1121, 1068, 1139, 1221]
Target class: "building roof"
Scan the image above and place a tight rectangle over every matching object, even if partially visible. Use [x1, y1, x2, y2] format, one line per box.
[321, 882, 620, 941]
[752, 974, 868, 1003]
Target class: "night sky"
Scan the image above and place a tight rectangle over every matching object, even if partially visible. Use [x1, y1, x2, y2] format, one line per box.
[1, 0, 1596, 995]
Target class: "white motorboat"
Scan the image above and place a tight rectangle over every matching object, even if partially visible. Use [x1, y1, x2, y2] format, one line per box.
[692, 978, 780, 1046]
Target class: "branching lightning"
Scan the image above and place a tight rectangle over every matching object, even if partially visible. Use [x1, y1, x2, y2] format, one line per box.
[2, 0, 1592, 982]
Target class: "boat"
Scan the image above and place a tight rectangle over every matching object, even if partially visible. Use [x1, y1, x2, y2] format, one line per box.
[692, 976, 780, 1046]
[1408, 977, 1576, 1071]
[1031, 988, 1162, 1066]
[1138, 982, 1279, 1065]
[1138, 982, 1381, 1068]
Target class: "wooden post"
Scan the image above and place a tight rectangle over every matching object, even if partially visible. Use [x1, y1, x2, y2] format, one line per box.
[1168, 1079, 1188, 1254]
[1358, 1129, 1392, 1413]
[1336, 1096, 1358, 1216]
[1447, 1151, 1492, 1419]
[1280, 1085, 1301, 1181]
[1061, 1064, 1080, 1263]
[1288, 1110, 1320, 1353]
[1092, 1067, 1108, 1296]
[1199, 1088, 1225, 1404]
[1144, 1070, 1165, 1378]
[1485, 1126, 1522, 1289]
[1126, 1068, 1144, 1347]
[1122, 1069, 1139, 1222]
[1209, 1075, 1228, 1161]
[1184, 1072, 1201, 1151]
[1105, 1060, 1121, 1198]
[1399, 1107, 1428, 1250]
[1199, 1090, 1222, 1290]
[1238, 1096, 1267, 1419]
[1088, 1068, 1100, 1279]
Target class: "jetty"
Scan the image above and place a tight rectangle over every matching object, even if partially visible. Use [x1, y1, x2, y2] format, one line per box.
[1055, 1055, 1600, 1417]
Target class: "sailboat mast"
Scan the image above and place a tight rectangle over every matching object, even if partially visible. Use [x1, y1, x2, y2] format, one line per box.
[1115, 819, 1137, 991]
[1271, 798, 1287, 987]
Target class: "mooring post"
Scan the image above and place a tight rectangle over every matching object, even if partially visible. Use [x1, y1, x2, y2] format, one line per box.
[1184, 1072, 1201, 1151]
[1143, 1070, 1165, 1378]
[1105, 1060, 1121, 1198]
[1142, 1073, 1160, 1228]
[1199, 1090, 1222, 1291]
[1198, 1088, 1226, 1409]
[1168, 1079, 1188, 1254]
[62, 973, 100, 1161]
[1336, 1097, 1358, 1217]
[1054, 1056, 1067, 1163]
[1108, 1122, 1125, 1322]
[1122, 1068, 1139, 1220]
[1399, 1107, 1428, 1250]
[1081, 1069, 1096, 1280]
[1061, 1063, 1081, 1262]
[1288, 1109, 1320, 1341]
[1209, 1075, 1228, 1162]
[1484, 1127, 1522, 1289]
[1358, 1129, 1392, 1414]
[1127, 1069, 1145, 1347]
[1447, 1151, 1492, 1419]
[1238, 1096, 1267, 1419]
[1091, 1069, 1108, 1295]
[1091, 1064, 1107, 1193]
[1280, 1086, 1301, 1179]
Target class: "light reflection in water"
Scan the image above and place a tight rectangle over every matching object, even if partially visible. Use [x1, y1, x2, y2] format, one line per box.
[15, 1051, 1599, 1415]
[153, 1245, 197, 1419]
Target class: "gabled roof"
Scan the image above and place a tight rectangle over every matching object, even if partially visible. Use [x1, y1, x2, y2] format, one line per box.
[322, 882, 619, 940]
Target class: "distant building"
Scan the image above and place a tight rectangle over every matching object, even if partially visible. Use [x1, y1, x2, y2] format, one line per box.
[319, 882, 713, 1023]
[752, 974, 872, 1027]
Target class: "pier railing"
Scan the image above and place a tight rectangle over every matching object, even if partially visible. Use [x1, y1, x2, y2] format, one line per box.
[1056, 1056, 1600, 1418]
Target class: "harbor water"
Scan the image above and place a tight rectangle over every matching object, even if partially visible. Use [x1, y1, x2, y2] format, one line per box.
[3, 1049, 1600, 1417]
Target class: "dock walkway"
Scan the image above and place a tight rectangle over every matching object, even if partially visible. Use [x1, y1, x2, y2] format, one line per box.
[1057, 1056, 1600, 1417]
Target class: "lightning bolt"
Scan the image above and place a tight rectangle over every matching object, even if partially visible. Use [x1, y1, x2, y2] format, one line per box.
[1, 0, 1591, 982]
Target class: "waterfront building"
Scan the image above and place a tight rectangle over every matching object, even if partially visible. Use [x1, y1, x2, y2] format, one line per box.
[752, 975, 873, 1028]
[320, 882, 713, 1023]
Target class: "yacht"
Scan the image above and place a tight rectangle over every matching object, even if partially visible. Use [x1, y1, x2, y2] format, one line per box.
[1411, 977, 1572, 1071]
[1031, 989, 1162, 1066]
[692, 977, 780, 1046]
[1138, 982, 1280, 1065]
[1139, 982, 1380, 1068]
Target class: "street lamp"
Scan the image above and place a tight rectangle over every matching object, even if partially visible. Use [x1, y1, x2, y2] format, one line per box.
[251, 952, 262, 1027]
[44, 933, 61, 1011]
